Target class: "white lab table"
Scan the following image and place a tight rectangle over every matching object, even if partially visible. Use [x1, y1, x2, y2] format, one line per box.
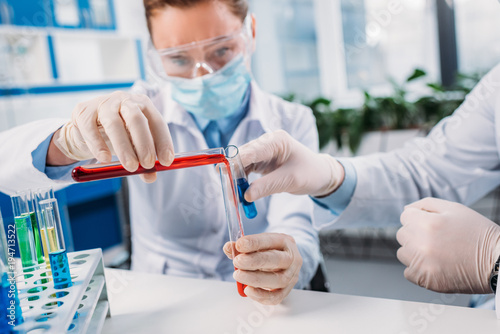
[102, 268, 500, 333]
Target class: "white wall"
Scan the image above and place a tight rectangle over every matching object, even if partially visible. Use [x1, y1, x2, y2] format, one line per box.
[113, 0, 149, 38]
[250, 0, 288, 96]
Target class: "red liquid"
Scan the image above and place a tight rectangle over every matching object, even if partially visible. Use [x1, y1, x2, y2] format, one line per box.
[72, 154, 247, 297]
[72, 154, 228, 182]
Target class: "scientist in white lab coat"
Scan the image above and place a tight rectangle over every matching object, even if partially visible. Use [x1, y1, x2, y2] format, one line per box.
[230, 64, 500, 312]
[0, 0, 320, 305]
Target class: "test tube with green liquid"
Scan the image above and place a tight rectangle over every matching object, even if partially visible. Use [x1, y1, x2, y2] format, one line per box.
[12, 191, 44, 266]
[40, 198, 72, 289]
[34, 187, 56, 268]
[10, 195, 39, 272]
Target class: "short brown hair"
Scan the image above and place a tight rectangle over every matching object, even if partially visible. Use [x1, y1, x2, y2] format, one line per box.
[144, 0, 248, 33]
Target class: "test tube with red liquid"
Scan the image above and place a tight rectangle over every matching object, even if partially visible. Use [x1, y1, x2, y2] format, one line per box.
[220, 146, 250, 297]
[72, 149, 227, 182]
[71, 147, 253, 297]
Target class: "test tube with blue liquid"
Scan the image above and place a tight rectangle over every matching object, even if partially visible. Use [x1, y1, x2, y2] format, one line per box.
[225, 145, 257, 219]
[10, 194, 39, 272]
[0, 209, 24, 330]
[39, 199, 72, 290]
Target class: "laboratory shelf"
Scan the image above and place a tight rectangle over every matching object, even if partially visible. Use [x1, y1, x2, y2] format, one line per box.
[0, 82, 135, 97]
[0, 26, 144, 97]
[13, 248, 110, 333]
[1, 0, 116, 30]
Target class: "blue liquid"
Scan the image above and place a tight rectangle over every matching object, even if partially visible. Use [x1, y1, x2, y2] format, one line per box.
[0, 272, 24, 331]
[49, 250, 72, 289]
[237, 178, 257, 219]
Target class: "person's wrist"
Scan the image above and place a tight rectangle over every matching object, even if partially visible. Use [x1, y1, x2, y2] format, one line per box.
[47, 129, 79, 166]
[312, 155, 344, 198]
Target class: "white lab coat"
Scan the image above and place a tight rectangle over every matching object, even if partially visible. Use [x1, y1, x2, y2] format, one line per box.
[314, 64, 500, 316]
[0, 81, 320, 289]
[314, 64, 500, 229]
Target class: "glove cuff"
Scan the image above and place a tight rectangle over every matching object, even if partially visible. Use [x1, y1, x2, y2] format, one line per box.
[313, 154, 344, 198]
[53, 122, 93, 161]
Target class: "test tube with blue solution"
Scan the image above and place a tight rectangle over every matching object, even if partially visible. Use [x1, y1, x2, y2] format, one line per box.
[0, 209, 24, 331]
[225, 145, 257, 219]
[39, 199, 72, 290]
[10, 194, 39, 272]
[34, 188, 56, 268]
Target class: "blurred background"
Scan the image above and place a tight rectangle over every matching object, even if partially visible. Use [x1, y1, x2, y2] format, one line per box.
[1, 0, 500, 307]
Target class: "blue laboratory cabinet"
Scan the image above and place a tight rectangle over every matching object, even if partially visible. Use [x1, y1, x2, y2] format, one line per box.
[5, 0, 52, 27]
[2, 0, 115, 30]
[77, 0, 116, 30]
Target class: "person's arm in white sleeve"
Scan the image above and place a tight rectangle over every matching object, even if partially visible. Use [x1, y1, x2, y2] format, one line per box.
[0, 119, 72, 195]
[240, 64, 500, 230]
[0, 81, 175, 196]
[331, 64, 500, 229]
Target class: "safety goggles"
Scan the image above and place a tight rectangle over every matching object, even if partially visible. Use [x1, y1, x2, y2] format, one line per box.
[147, 15, 253, 79]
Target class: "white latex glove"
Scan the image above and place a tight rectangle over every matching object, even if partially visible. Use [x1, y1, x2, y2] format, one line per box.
[397, 197, 500, 294]
[223, 233, 303, 305]
[239, 130, 345, 202]
[52, 91, 175, 183]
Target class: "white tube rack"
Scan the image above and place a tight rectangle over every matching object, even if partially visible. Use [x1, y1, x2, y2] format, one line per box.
[13, 248, 109, 334]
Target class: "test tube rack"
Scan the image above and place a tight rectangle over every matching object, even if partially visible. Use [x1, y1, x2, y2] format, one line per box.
[13, 248, 109, 334]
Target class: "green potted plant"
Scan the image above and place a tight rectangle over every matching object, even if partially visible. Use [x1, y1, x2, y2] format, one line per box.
[295, 69, 479, 155]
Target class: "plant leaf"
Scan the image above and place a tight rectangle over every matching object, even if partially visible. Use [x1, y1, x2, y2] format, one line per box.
[407, 68, 427, 82]
[427, 83, 445, 92]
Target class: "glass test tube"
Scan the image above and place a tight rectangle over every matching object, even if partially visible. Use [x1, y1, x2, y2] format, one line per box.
[72, 148, 228, 182]
[72, 146, 256, 296]
[23, 191, 45, 266]
[39, 198, 72, 289]
[219, 152, 248, 297]
[13, 191, 44, 266]
[34, 187, 55, 268]
[73, 147, 258, 220]
[0, 209, 24, 329]
[225, 145, 258, 219]
[10, 195, 39, 272]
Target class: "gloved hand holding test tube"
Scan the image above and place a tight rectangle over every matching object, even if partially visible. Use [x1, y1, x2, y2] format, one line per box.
[71, 146, 256, 297]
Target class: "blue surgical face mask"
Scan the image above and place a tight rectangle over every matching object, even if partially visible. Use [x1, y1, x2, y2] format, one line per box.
[165, 55, 252, 120]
